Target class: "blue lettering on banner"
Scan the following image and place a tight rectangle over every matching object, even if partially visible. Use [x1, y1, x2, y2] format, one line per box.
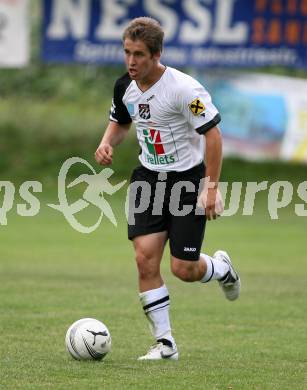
[42, 0, 307, 68]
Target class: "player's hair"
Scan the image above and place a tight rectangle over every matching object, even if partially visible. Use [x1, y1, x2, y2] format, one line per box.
[123, 17, 164, 55]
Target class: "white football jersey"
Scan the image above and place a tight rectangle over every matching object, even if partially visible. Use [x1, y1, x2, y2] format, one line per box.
[110, 66, 221, 172]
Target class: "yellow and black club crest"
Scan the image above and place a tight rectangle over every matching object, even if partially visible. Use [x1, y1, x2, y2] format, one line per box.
[189, 98, 205, 115]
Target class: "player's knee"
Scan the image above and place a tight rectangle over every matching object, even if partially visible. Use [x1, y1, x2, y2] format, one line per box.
[171, 260, 196, 282]
[135, 251, 159, 280]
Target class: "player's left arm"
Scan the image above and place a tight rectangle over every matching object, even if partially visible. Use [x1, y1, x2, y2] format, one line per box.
[200, 126, 224, 220]
[177, 77, 224, 219]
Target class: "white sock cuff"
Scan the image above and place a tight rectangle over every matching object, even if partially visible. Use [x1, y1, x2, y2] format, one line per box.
[200, 254, 214, 283]
[139, 284, 169, 313]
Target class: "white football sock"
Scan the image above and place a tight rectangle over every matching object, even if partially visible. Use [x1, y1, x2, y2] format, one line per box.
[139, 284, 174, 345]
[200, 253, 229, 283]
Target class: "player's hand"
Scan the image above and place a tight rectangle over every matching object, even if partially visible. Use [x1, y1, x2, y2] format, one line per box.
[95, 143, 113, 165]
[197, 187, 224, 221]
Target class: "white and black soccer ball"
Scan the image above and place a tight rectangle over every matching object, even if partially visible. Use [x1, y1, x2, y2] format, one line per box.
[65, 318, 111, 361]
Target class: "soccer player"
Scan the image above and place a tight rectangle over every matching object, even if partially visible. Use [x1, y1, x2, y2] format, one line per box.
[95, 17, 241, 361]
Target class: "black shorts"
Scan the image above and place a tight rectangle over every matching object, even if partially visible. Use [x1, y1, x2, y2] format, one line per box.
[127, 163, 206, 261]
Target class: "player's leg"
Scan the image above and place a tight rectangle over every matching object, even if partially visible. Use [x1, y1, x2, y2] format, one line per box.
[133, 232, 178, 360]
[133, 231, 167, 292]
[171, 251, 240, 301]
[169, 211, 208, 282]
[168, 170, 240, 299]
[169, 211, 230, 282]
[202, 250, 241, 301]
[170, 252, 233, 283]
[128, 165, 178, 359]
[170, 235, 241, 301]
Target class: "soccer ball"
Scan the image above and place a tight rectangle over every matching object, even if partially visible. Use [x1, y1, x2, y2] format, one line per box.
[65, 318, 111, 361]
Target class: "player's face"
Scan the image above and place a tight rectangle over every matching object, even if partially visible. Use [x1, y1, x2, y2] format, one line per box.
[124, 38, 160, 81]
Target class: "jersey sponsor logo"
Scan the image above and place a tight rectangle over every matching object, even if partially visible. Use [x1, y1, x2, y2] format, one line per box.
[139, 104, 151, 119]
[189, 98, 205, 115]
[143, 129, 176, 165]
[144, 129, 165, 154]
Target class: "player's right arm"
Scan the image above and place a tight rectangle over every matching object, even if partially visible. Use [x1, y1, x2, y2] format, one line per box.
[95, 121, 131, 165]
[95, 73, 132, 166]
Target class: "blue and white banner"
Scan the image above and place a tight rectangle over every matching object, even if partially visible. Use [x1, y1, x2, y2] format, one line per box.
[42, 0, 307, 67]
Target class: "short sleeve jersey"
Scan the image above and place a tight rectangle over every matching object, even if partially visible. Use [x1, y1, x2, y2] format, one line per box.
[109, 66, 221, 172]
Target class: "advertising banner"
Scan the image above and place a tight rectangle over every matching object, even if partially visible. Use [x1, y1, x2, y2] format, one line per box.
[0, 0, 29, 67]
[42, 0, 307, 68]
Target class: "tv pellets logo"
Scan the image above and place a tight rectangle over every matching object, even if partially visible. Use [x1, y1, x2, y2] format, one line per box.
[48, 157, 127, 233]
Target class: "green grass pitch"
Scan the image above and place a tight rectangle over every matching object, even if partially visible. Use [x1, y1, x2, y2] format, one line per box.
[1, 190, 306, 389]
